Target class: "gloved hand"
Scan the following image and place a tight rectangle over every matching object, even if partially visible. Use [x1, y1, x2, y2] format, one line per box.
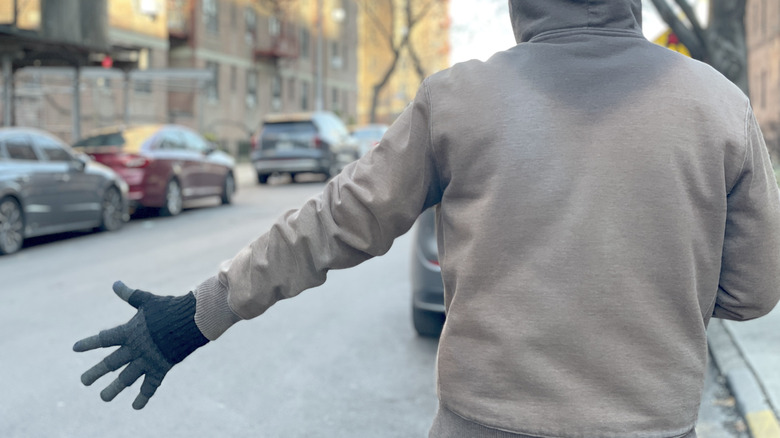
[73, 281, 209, 409]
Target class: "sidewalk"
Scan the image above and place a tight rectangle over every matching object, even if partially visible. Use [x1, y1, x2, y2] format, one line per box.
[708, 305, 780, 438]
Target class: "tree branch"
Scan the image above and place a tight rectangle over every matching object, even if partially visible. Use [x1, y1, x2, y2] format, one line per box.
[649, 0, 705, 59]
[672, 0, 706, 44]
[354, 0, 394, 46]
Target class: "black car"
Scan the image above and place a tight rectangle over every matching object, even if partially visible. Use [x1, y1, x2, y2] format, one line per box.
[250, 111, 358, 184]
[410, 207, 445, 337]
[0, 128, 129, 255]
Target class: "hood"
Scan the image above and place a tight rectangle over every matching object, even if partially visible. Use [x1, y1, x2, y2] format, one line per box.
[509, 0, 643, 43]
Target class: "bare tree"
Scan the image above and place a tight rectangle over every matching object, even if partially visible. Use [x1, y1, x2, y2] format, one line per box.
[357, 0, 444, 123]
[648, 0, 748, 94]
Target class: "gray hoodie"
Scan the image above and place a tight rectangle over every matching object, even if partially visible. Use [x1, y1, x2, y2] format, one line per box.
[193, 1, 780, 436]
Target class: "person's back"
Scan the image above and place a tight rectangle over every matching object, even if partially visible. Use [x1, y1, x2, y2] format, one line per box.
[74, 1, 780, 437]
[424, 1, 780, 436]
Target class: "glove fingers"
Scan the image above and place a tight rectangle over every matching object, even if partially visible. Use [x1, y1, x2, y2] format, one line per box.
[132, 374, 163, 410]
[80, 346, 134, 386]
[73, 324, 128, 352]
[113, 281, 153, 309]
[100, 361, 145, 402]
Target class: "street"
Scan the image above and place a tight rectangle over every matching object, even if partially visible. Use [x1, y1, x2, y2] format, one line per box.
[0, 166, 749, 437]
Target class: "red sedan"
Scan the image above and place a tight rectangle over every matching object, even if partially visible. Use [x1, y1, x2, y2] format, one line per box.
[74, 125, 235, 216]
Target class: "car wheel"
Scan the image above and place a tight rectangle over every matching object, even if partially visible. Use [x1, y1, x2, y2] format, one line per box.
[98, 186, 124, 232]
[257, 173, 270, 185]
[160, 179, 183, 217]
[221, 172, 235, 205]
[412, 306, 445, 338]
[0, 197, 24, 255]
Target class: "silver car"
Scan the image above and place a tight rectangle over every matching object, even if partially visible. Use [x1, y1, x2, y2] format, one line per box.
[0, 128, 129, 255]
[410, 207, 445, 337]
[251, 111, 358, 184]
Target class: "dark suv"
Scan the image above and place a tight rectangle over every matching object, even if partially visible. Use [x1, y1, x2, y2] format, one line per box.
[251, 111, 358, 184]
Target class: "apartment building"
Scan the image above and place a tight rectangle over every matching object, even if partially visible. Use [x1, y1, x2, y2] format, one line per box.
[168, 0, 359, 154]
[746, 0, 780, 160]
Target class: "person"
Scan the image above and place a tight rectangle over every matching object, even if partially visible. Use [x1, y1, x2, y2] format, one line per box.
[74, 0, 780, 436]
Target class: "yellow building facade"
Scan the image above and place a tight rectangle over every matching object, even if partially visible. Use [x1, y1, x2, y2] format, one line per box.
[356, 0, 450, 125]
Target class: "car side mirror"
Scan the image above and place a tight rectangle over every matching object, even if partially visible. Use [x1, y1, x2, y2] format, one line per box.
[70, 153, 89, 172]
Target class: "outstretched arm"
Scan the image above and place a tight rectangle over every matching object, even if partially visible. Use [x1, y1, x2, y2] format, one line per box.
[194, 80, 444, 340]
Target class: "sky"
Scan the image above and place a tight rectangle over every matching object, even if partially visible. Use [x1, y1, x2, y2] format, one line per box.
[447, 0, 708, 66]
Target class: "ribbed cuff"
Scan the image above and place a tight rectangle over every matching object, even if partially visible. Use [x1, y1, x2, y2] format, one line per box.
[193, 276, 242, 341]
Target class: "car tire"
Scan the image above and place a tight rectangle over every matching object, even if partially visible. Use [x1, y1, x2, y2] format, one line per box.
[98, 186, 124, 232]
[0, 196, 25, 255]
[160, 178, 183, 217]
[257, 173, 270, 185]
[221, 172, 235, 205]
[412, 306, 445, 338]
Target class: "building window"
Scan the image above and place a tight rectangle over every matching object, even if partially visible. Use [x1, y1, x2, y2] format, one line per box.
[230, 66, 237, 93]
[272, 75, 282, 111]
[206, 61, 219, 101]
[134, 49, 152, 93]
[301, 81, 309, 111]
[301, 28, 310, 58]
[761, 0, 767, 37]
[245, 7, 257, 46]
[331, 40, 342, 69]
[246, 70, 257, 109]
[203, 0, 219, 33]
[269, 16, 281, 37]
[288, 77, 295, 101]
[761, 70, 768, 109]
[332, 87, 339, 111]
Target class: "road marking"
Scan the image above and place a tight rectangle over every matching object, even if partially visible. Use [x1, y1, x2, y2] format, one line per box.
[746, 410, 780, 438]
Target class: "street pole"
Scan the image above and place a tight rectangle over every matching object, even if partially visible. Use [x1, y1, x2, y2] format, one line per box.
[315, 0, 323, 111]
[123, 70, 130, 125]
[2, 54, 12, 127]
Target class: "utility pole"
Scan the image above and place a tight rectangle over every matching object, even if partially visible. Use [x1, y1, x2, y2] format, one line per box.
[315, 0, 324, 111]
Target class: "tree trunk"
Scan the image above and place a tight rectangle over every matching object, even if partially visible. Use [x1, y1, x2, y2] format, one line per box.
[705, 0, 748, 93]
[649, 0, 748, 95]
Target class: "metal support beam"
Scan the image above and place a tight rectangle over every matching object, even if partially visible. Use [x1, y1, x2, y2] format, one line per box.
[123, 70, 130, 125]
[2, 54, 12, 127]
[72, 66, 81, 140]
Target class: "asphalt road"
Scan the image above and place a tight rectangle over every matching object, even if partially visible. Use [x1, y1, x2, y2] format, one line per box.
[0, 169, 748, 437]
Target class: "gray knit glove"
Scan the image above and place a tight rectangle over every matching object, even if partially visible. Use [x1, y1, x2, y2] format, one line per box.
[73, 281, 209, 409]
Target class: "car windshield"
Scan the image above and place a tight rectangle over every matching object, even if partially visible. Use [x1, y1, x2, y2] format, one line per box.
[73, 132, 125, 147]
[262, 122, 317, 136]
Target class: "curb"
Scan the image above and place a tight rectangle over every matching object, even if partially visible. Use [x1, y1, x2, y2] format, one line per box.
[708, 320, 780, 438]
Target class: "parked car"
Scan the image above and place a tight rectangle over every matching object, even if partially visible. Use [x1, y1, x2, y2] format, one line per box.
[251, 111, 358, 184]
[73, 125, 236, 216]
[0, 128, 129, 255]
[410, 207, 445, 337]
[350, 124, 389, 157]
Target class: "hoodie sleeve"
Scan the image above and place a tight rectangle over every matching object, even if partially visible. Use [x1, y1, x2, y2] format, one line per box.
[713, 105, 780, 321]
[193, 80, 443, 340]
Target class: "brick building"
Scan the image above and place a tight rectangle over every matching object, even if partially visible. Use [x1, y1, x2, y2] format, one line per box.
[1, 0, 359, 155]
[746, 0, 780, 161]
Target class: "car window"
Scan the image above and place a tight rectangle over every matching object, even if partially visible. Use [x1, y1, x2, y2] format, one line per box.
[180, 129, 209, 153]
[4, 136, 38, 161]
[35, 135, 73, 162]
[261, 122, 317, 136]
[73, 132, 125, 147]
[158, 130, 185, 150]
